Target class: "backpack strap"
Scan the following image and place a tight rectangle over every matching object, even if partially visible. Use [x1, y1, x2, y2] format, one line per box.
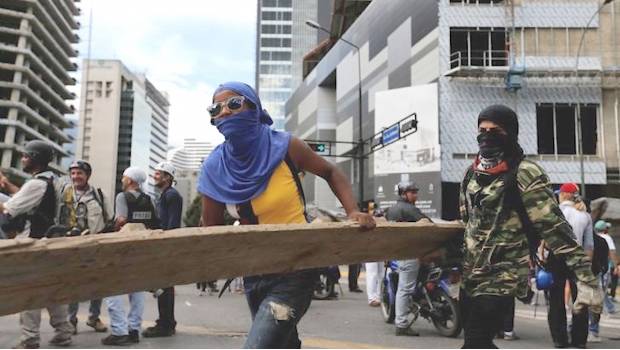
[284, 153, 309, 222]
[502, 161, 542, 267]
[96, 188, 109, 222]
[460, 166, 475, 221]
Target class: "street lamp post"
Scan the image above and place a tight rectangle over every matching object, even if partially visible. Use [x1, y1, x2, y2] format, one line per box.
[575, 0, 615, 199]
[306, 20, 365, 205]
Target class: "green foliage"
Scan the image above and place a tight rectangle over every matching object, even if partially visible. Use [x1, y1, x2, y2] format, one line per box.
[183, 195, 202, 227]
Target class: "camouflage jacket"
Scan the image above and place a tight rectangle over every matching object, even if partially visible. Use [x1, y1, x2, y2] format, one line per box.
[459, 159, 597, 298]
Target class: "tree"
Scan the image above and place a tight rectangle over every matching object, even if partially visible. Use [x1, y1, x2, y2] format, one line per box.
[183, 195, 202, 227]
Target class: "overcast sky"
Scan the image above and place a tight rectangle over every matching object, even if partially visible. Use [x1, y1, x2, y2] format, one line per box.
[76, 0, 258, 148]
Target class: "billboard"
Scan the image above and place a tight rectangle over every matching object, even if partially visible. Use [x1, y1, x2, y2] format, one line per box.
[373, 83, 441, 218]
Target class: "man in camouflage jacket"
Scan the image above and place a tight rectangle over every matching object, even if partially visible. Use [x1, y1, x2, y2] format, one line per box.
[459, 104, 602, 349]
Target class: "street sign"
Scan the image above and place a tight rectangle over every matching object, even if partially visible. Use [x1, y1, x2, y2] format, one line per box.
[308, 142, 327, 153]
[382, 124, 400, 145]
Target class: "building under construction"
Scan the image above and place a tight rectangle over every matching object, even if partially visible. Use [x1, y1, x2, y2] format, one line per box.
[0, 0, 80, 178]
[285, 0, 620, 219]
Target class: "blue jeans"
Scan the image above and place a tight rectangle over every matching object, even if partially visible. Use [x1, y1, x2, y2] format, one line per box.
[395, 259, 420, 328]
[68, 299, 102, 323]
[243, 271, 315, 348]
[105, 292, 145, 336]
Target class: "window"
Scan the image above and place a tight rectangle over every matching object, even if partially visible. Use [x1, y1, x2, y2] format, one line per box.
[261, 25, 291, 35]
[450, 27, 507, 68]
[262, 11, 291, 21]
[260, 51, 291, 61]
[261, 38, 291, 47]
[536, 103, 598, 155]
[260, 64, 291, 74]
[450, 0, 504, 4]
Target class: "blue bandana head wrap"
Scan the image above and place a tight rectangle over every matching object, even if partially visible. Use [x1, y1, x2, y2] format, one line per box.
[197, 82, 291, 204]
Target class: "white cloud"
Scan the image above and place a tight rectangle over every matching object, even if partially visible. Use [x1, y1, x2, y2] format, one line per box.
[75, 0, 255, 147]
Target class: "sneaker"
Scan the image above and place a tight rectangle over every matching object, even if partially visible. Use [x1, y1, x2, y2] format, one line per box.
[503, 331, 520, 341]
[69, 318, 77, 335]
[369, 300, 380, 307]
[48, 333, 72, 347]
[86, 318, 108, 333]
[349, 287, 364, 293]
[128, 330, 140, 343]
[395, 327, 420, 336]
[588, 333, 602, 343]
[101, 334, 131, 346]
[142, 325, 175, 338]
[12, 341, 39, 349]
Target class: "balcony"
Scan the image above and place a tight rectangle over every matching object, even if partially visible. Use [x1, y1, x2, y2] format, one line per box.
[444, 49, 509, 77]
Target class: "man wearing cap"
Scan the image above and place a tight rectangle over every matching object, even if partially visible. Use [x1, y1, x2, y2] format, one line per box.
[102, 166, 159, 346]
[386, 180, 429, 337]
[142, 162, 182, 338]
[459, 105, 602, 348]
[59, 160, 109, 335]
[545, 183, 594, 347]
[589, 220, 619, 342]
[0, 140, 73, 348]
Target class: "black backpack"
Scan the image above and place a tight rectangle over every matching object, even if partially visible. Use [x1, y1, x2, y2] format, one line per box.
[592, 233, 610, 275]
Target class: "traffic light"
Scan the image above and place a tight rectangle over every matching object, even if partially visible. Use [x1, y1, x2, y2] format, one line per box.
[308, 142, 327, 153]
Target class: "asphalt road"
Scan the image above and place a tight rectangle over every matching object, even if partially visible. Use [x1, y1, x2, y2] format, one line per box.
[1, 274, 619, 348]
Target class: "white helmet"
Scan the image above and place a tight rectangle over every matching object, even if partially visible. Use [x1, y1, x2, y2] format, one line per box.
[155, 161, 176, 178]
[123, 166, 147, 184]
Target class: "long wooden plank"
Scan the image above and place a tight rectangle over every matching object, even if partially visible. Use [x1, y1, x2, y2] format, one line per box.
[0, 221, 463, 316]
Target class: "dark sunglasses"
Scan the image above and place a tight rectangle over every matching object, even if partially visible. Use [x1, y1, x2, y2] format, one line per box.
[207, 96, 246, 118]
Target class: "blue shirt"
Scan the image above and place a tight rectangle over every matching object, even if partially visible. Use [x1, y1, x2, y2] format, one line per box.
[157, 186, 183, 230]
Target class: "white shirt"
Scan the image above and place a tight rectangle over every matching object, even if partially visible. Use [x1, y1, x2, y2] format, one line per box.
[559, 201, 594, 251]
[4, 171, 55, 217]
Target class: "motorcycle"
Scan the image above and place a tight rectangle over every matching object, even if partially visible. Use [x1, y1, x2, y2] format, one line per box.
[313, 265, 341, 300]
[380, 261, 462, 338]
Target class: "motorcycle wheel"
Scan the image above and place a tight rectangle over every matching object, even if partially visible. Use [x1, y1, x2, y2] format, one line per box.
[430, 289, 462, 338]
[312, 274, 335, 300]
[380, 274, 397, 323]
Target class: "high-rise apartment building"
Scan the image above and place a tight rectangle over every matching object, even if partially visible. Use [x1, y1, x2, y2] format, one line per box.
[167, 138, 215, 225]
[77, 59, 169, 204]
[168, 138, 215, 171]
[256, 0, 294, 131]
[0, 0, 80, 178]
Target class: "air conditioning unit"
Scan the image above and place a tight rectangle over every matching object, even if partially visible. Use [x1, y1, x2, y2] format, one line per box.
[505, 65, 525, 92]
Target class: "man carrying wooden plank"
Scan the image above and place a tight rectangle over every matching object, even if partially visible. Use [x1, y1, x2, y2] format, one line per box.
[199, 82, 375, 349]
[0, 141, 73, 349]
[101, 167, 159, 346]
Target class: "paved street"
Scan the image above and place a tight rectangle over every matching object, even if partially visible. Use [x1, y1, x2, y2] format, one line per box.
[1, 272, 619, 349]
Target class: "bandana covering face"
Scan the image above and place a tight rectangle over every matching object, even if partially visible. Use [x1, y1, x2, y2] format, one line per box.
[197, 82, 291, 204]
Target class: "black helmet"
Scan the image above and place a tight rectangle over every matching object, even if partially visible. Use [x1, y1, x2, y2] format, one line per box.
[397, 181, 419, 196]
[23, 140, 54, 165]
[69, 160, 92, 176]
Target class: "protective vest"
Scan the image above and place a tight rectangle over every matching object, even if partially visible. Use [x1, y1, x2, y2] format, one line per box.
[124, 191, 160, 229]
[58, 185, 107, 232]
[28, 172, 57, 239]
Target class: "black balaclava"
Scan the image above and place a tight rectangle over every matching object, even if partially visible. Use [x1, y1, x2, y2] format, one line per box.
[477, 104, 523, 165]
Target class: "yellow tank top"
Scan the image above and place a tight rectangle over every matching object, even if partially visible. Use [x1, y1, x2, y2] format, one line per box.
[248, 160, 306, 224]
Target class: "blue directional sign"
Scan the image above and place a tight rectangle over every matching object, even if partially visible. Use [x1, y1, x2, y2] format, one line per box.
[382, 124, 400, 145]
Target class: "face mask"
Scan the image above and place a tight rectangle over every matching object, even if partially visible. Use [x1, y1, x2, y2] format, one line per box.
[215, 110, 258, 139]
[477, 130, 508, 159]
[214, 110, 261, 156]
